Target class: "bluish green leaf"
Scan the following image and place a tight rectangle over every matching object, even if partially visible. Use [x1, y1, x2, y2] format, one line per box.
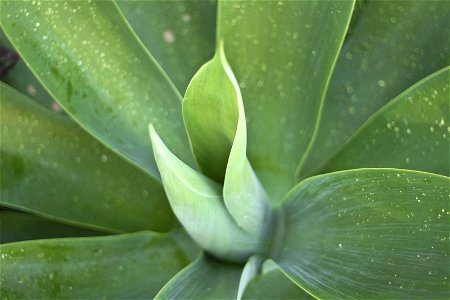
[156, 255, 243, 300]
[276, 169, 449, 299]
[0, 231, 194, 299]
[300, 0, 450, 178]
[0, 0, 195, 180]
[149, 125, 262, 262]
[1, 83, 175, 233]
[318, 67, 449, 176]
[221, 44, 271, 238]
[242, 260, 313, 300]
[237, 255, 263, 300]
[0, 211, 102, 244]
[182, 45, 239, 182]
[218, 0, 355, 201]
[117, 0, 216, 93]
[185, 42, 270, 236]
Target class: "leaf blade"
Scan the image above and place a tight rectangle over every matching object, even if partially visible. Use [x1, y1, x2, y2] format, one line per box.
[276, 169, 450, 299]
[0, 231, 194, 299]
[117, 0, 216, 93]
[0, 0, 194, 179]
[318, 67, 450, 176]
[220, 45, 271, 237]
[300, 0, 450, 178]
[218, 0, 355, 200]
[182, 46, 239, 182]
[149, 126, 261, 262]
[1, 83, 175, 233]
[237, 255, 263, 300]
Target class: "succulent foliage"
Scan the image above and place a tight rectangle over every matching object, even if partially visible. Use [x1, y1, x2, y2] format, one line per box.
[0, 0, 449, 299]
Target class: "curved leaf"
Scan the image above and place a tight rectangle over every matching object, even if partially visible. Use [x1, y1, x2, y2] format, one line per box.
[237, 255, 263, 300]
[276, 169, 449, 299]
[182, 45, 239, 182]
[117, 0, 216, 93]
[0, 231, 193, 299]
[221, 44, 271, 237]
[184, 42, 270, 236]
[149, 126, 261, 263]
[155, 255, 242, 300]
[242, 260, 313, 300]
[0, 0, 194, 179]
[300, 0, 450, 178]
[218, 0, 355, 200]
[318, 67, 449, 176]
[1, 83, 175, 233]
[0, 211, 102, 244]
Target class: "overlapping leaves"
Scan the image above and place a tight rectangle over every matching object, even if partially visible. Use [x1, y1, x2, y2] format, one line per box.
[1, 0, 449, 299]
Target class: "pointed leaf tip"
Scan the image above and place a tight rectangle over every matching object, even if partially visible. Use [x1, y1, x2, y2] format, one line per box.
[182, 43, 240, 182]
[222, 56, 272, 238]
[183, 43, 272, 238]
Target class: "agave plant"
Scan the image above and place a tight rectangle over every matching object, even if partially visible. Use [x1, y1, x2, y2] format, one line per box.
[1, 0, 449, 299]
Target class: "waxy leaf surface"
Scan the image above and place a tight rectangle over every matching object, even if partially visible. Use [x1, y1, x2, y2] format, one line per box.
[1, 83, 175, 233]
[182, 47, 239, 182]
[237, 255, 263, 300]
[0, 0, 194, 179]
[156, 255, 242, 300]
[117, 0, 216, 93]
[0, 232, 193, 299]
[277, 169, 449, 299]
[301, 0, 450, 178]
[222, 63, 270, 238]
[218, 0, 355, 200]
[185, 44, 270, 237]
[319, 67, 450, 176]
[150, 126, 261, 262]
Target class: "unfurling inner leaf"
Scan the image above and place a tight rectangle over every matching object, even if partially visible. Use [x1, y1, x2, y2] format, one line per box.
[182, 42, 239, 183]
[149, 125, 264, 263]
[149, 44, 272, 263]
[220, 44, 271, 238]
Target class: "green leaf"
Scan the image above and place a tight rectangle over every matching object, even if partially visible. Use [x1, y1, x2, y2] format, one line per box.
[218, 0, 355, 200]
[182, 44, 239, 182]
[237, 255, 263, 300]
[1, 83, 175, 233]
[221, 44, 271, 238]
[0, 211, 102, 244]
[185, 42, 270, 236]
[318, 67, 450, 176]
[0, 30, 55, 109]
[149, 125, 262, 262]
[0, 231, 193, 299]
[276, 169, 450, 299]
[117, 0, 216, 93]
[155, 255, 242, 299]
[0, 0, 194, 180]
[242, 260, 314, 300]
[300, 0, 450, 178]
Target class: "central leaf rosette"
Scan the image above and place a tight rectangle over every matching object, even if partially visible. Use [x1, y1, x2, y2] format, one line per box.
[149, 43, 273, 263]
